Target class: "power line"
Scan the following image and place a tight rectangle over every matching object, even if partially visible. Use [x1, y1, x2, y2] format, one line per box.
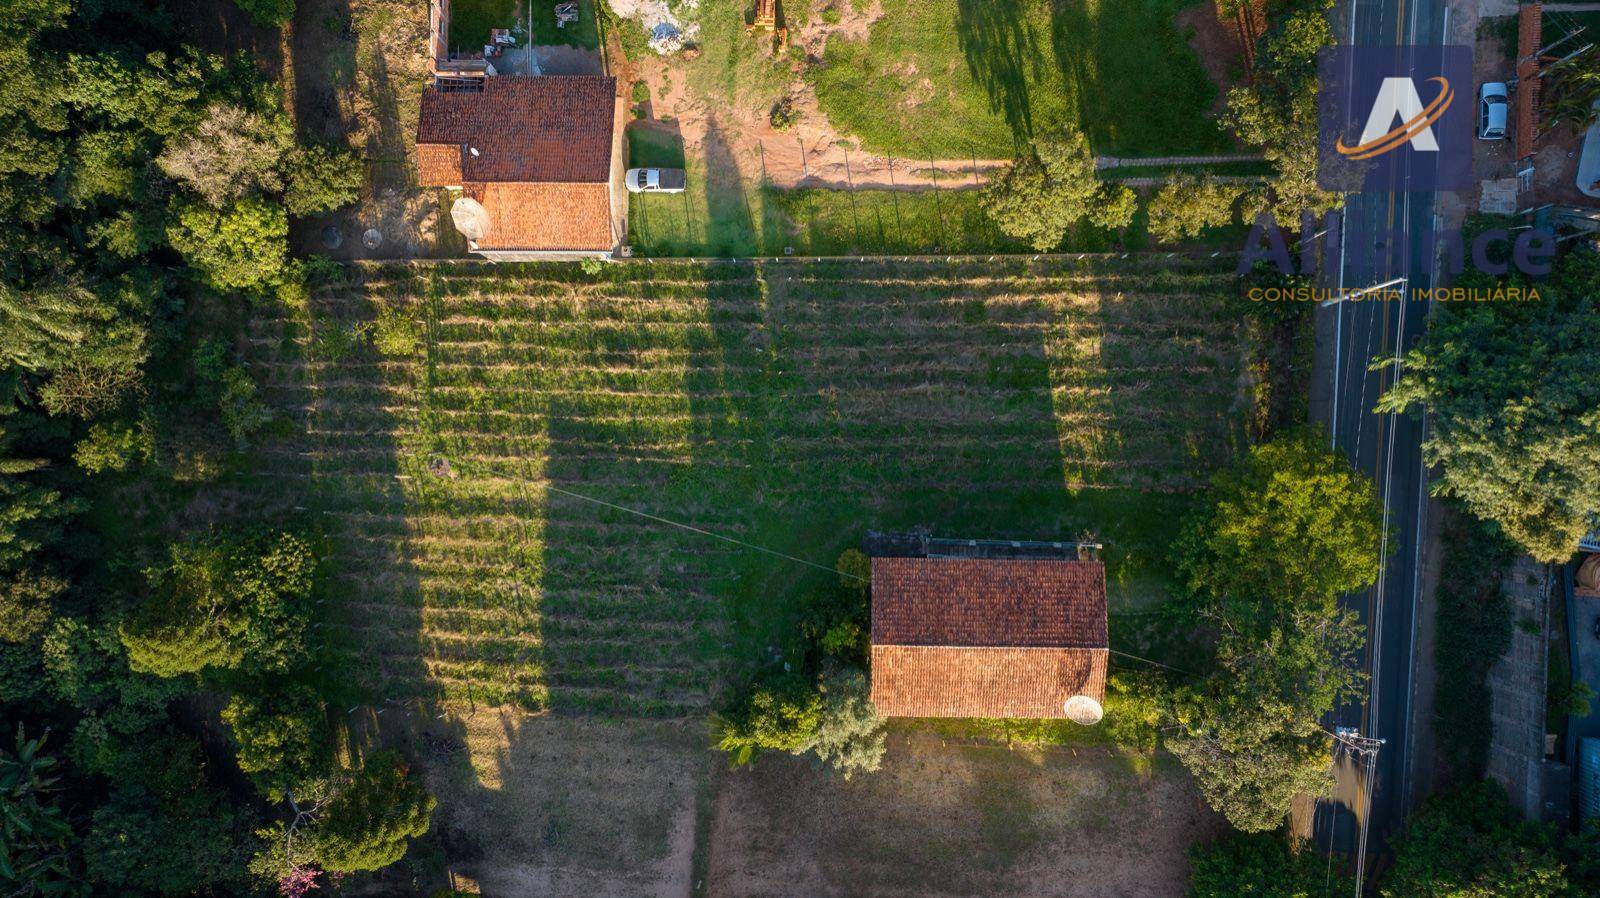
[542, 482, 867, 581]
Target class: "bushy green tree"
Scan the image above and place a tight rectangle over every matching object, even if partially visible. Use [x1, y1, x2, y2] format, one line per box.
[1384, 783, 1571, 897]
[1166, 607, 1364, 831]
[0, 428, 82, 575]
[282, 143, 363, 216]
[0, 572, 63, 645]
[1088, 182, 1138, 231]
[1166, 432, 1381, 831]
[83, 734, 253, 894]
[714, 673, 823, 766]
[120, 531, 317, 677]
[73, 421, 151, 474]
[222, 683, 327, 801]
[312, 753, 434, 873]
[232, 0, 295, 27]
[1378, 249, 1600, 563]
[166, 196, 288, 292]
[1189, 831, 1350, 897]
[981, 129, 1102, 251]
[800, 667, 885, 779]
[1146, 174, 1244, 243]
[1174, 431, 1384, 608]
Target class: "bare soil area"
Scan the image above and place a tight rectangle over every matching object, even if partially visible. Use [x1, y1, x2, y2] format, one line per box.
[703, 727, 1221, 898]
[284, 0, 454, 259]
[613, 2, 1008, 193]
[416, 708, 706, 898]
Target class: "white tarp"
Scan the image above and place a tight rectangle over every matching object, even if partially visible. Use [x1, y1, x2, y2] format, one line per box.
[606, 0, 699, 54]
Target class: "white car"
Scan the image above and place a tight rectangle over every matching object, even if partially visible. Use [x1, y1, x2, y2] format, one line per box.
[1479, 82, 1508, 140]
[625, 168, 687, 193]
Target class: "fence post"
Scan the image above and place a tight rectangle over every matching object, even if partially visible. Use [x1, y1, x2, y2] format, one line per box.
[843, 146, 862, 251]
[928, 150, 947, 252]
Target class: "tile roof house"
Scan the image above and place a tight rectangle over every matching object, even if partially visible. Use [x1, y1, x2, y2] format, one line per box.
[416, 75, 622, 261]
[869, 552, 1109, 722]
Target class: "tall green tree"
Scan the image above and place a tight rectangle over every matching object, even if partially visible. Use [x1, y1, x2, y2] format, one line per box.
[1378, 247, 1600, 563]
[120, 531, 316, 677]
[312, 753, 434, 873]
[982, 128, 1105, 251]
[1222, 3, 1341, 221]
[1166, 432, 1382, 831]
[222, 683, 327, 801]
[1174, 430, 1385, 609]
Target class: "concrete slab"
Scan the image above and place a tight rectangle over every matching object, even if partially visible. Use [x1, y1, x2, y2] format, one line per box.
[1480, 177, 1520, 213]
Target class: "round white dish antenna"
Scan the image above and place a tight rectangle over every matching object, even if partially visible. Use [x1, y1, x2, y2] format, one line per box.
[450, 198, 491, 242]
[1063, 695, 1104, 726]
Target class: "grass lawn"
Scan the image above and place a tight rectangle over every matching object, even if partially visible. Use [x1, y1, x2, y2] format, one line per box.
[242, 258, 1248, 717]
[447, 0, 521, 54]
[809, 0, 1232, 158]
[527, 0, 600, 48]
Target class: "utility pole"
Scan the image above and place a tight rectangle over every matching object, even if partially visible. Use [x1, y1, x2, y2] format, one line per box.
[1334, 727, 1386, 897]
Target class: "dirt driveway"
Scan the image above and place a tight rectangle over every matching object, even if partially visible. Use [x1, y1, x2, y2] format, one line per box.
[704, 728, 1220, 898]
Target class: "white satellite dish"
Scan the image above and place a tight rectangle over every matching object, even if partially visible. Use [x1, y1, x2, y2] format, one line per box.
[1063, 695, 1104, 726]
[450, 197, 491, 242]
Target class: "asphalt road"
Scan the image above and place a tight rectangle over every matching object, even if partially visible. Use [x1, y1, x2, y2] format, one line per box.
[1313, 0, 1450, 873]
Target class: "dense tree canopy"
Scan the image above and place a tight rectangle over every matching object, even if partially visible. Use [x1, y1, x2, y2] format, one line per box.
[1189, 831, 1350, 897]
[1174, 431, 1385, 607]
[1379, 245, 1600, 563]
[982, 128, 1130, 250]
[1222, 0, 1341, 221]
[1384, 783, 1572, 897]
[312, 754, 436, 874]
[1165, 432, 1381, 831]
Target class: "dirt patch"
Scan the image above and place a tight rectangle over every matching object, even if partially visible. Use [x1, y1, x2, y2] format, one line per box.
[703, 727, 1220, 898]
[615, 7, 1007, 194]
[417, 707, 705, 898]
[796, 0, 885, 60]
[1178, 1, 1243, 117]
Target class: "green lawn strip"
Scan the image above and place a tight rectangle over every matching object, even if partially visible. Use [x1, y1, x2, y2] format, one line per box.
[809, 0, 1231, 158]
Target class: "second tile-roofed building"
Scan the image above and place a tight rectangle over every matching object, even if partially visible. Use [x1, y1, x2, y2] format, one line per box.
[868, 538, 1109, 722]
[416, 75, 621, 260]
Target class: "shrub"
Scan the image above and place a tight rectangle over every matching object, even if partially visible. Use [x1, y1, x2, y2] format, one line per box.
[218, 367, 273, 449]
[713, 673, 822, 766]
[769, 96, 798, 132]
[233, 0, 295, 26]
[372, 305, 422, 358]
[73, 421, 153, 474]
[282, 143, 363, 216]
[800, 667, 885, 778]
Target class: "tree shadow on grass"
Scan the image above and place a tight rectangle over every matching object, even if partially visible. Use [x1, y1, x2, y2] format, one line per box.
[956, 0, 1044, 147]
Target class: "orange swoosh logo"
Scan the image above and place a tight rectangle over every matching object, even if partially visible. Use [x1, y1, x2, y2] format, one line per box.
[1335, 77, 1453, 160]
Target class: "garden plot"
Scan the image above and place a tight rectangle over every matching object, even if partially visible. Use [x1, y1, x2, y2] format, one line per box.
[242, 257, 1247, 720]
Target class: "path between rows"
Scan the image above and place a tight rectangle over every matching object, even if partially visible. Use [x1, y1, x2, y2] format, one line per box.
[726, 132, 1264, 192]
